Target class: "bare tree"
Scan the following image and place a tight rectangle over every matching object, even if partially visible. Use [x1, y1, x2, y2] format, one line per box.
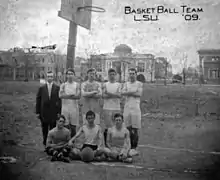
[180, 53, 188, 85]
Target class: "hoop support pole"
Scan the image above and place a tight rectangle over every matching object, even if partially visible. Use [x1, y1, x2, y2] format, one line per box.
[66, 22, 77, 69]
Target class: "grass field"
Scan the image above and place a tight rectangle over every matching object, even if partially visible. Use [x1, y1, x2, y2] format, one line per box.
[0, 81, 220, 180]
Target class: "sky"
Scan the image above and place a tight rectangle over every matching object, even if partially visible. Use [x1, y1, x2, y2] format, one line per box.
[0, 0, 220, 73]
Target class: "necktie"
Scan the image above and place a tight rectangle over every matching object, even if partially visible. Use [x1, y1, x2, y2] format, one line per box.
[48, 84, 52, 98]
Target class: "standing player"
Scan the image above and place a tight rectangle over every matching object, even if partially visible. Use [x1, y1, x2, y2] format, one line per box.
[81, 68, 102, 125]
[102, 68, 121, 146]
[59, 69, 80, 137]
[122, 68, 143, 156]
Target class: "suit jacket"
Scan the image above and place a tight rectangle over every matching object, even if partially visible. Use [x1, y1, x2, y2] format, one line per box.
[36, 83, 62, 123]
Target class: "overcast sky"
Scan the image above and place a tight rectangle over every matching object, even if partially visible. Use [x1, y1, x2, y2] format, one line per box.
[0, 0, 220, 73]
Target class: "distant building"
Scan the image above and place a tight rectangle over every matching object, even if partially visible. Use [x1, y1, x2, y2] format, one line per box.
[197, 49, 220, 84]
[89, 44, 155, 82]
[0, 49, 66, 80]
[155, 57, 172, 79]
[74, 56, 87, 77]
[35, 52, 66, 78]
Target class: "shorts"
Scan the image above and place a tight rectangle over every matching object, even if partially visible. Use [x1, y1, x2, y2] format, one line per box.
[83, 113, 100, 125]
[123, 107, 141, 129]
[81, 144, 98, 151]
[62, 108, 79, 126]
[102, 109, 121, 129]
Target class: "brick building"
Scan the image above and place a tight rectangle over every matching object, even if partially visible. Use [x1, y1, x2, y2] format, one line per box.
[198, 49, 220, 84]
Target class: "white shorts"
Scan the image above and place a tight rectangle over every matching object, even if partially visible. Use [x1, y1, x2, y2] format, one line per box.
[123, 107, 141, 129]
[101, 109, 121, 129]
[62, 107, 79, 126]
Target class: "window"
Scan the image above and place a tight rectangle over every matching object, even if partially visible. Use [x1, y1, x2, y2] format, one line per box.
[209, 69, 220, 79]
[137, 62, 145, 72]
[106, 61, 112, 70]
[42, 58, 45, 63]
[211, 56, 220, 61]
[96, 62, 102, 72]
[102, 63, 105, 72]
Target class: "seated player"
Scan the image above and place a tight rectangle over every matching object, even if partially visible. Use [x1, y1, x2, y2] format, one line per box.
[105, 113, 132, 163]
[68, 110, 105, 161]
[45, 115, 71, 163]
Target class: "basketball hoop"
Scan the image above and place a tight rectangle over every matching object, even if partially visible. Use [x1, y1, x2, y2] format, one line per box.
[77, 6, 105, 13]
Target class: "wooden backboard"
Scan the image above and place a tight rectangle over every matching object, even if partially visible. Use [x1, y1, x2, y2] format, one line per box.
[58, 0, 92, 30]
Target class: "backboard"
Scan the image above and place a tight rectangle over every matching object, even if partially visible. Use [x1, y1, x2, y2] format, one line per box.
[58, 0, 92, 30]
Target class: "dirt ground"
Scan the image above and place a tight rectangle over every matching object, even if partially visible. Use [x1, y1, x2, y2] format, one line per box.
[0, 81, 220, 180]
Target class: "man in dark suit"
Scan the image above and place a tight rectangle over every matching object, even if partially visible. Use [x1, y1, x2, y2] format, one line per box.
[36, 71, 62, 146]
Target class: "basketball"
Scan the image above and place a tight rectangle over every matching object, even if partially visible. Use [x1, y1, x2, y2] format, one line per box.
[80, 147, 95, 162]
[69, 148, 81, 160]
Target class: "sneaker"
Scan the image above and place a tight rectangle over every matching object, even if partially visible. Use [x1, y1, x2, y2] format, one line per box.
[51, 156, 58, 162]
[94, 156, 102, 162]
[94, 154, 106, 162]
[129, 149, 139, 156]
[107, 157, 115, 162]
[123, 157, 133, 163]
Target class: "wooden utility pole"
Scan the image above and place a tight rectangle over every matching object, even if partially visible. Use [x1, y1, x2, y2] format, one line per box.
[66, 22, 78, 69]
[182, 53, 187, 85]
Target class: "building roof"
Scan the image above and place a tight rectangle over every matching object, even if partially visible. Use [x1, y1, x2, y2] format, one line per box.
[197, 49, 220, 55]
[114, 44, 132, 54]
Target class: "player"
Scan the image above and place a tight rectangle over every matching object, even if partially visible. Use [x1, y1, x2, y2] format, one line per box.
[45, 115, 71, 162]
[81, 68, 102, 125]
[105, 113, 132, 163]
[102, 68, 121, 146]
[121, 68, 143, 156]
[59, 69, 80, 137]
[68, 110, 105, 160]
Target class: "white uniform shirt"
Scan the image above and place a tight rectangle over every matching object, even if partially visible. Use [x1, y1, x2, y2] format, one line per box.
[60, 82, 79, 125]
[123, 81, 142, 109]
[103, 82, 121, 110]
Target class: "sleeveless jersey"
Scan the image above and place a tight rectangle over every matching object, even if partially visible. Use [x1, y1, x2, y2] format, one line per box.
[103, 82, 121, 110]
[82, 125, 102, 146]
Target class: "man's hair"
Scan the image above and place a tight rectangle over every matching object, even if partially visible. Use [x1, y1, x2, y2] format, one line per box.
[113, 113, 123, 120]
[66, 68, 75, 75]
[128, 68, 137, 74]
[57, 114, 66, 121]
[86, 110, 96, 118]
[87, 68, 96, 74]
[108, 68, 116, 74]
